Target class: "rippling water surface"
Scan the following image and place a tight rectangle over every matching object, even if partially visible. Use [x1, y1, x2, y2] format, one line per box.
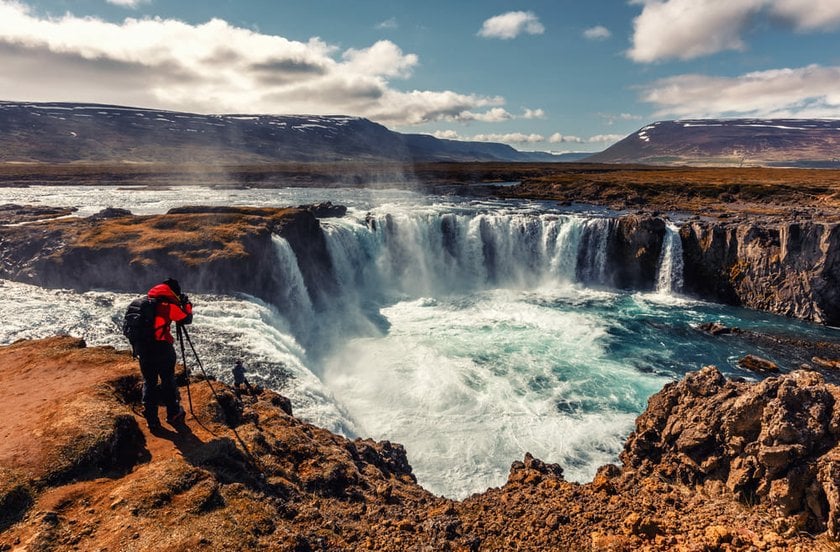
[1, 185, 837, 498]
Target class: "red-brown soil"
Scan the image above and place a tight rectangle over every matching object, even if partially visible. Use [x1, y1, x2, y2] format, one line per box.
[1, 337, 838, 551]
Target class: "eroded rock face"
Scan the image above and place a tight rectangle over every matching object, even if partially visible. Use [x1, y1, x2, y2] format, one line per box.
[2, 205, 839, 327]
[681, 221, 840, 325]
[2, 339, 838, 550]
[0, 206, 339, 339]
[622, 366, 840, 537]
[608, 214, 666, 290]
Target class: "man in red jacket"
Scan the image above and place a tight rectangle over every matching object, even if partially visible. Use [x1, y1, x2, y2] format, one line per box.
[140, 278, 193, 429]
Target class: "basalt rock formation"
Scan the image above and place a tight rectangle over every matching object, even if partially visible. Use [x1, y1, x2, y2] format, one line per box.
[1, 338, 838, 551]
[0, 206, 339, 330]
[622, 365, 840, 539]
[680, 220, 840, 325]
[1, 205, 839, 327]
[606, 214, 665, 290]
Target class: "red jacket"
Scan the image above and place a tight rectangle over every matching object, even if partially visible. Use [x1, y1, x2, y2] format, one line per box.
[147, 284, 193, 344]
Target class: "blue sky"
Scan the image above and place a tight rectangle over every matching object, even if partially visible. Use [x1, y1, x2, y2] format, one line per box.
[1, 1, 839, 152]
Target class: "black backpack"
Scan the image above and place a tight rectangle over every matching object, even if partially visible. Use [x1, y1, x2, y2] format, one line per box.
[122, 297, 158, 357]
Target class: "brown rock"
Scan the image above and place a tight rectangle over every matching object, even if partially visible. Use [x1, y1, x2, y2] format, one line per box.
[3, 339, 838, 551]
[705, 524, 734, 546]
[812, 357, 840, 371]
[738, 354, 779, 373]
[698, 322, 741, 336]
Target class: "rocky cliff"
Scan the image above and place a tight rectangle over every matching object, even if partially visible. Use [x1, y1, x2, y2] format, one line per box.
[1, 205, 838, 326]
[681, 220, 840, 325]
[0, 205, 341, 342]
[1, 337, 838, 551]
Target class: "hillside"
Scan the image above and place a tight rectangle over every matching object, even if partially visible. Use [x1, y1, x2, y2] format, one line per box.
[586, 119, 840, 167]
[1, 336, 838, 551]
[0, 101, 559, 165]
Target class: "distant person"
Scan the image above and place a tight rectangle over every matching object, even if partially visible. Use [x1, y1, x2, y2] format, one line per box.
[138, 278, 193, 428]
[233, 359, 254, 397]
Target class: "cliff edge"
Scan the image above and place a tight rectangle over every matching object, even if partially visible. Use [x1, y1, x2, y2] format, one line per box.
[1, 337, 838, 551]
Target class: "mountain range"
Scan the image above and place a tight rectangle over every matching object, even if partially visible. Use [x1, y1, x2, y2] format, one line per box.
[0, 101, 561, 165]
[587, 119, 840, 167]
[3, 102, 838, 167]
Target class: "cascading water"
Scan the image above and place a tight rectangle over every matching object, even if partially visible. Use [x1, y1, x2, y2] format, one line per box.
[656, 223, 684, 294]
[2, 185, 836, 500]
[320, 211, 602, 302]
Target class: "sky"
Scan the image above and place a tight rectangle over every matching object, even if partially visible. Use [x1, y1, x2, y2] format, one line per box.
[0, 0, 839, 153]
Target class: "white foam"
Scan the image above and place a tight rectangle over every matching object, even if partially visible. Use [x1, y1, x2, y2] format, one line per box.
[321, 289, 663, 498]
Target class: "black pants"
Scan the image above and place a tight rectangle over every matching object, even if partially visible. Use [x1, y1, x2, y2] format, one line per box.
[138, 341, 181, 419]
[235, 377, 254, 395]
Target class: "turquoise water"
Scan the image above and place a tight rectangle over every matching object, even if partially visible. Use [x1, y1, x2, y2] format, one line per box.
[1, 184, 837, 498]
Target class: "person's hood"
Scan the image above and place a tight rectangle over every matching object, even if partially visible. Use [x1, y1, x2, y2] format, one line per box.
[148, 283, 180, 302]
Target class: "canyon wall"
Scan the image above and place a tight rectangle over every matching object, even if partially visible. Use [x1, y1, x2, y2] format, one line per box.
[681, 220, 840, 325]
[1, 206, 838, 326]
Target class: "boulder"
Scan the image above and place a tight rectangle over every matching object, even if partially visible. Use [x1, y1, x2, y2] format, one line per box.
[622, 366, 840, 537]
[738, 354, 780, 373]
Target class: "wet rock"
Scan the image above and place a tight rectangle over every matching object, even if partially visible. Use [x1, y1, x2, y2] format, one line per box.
[88, 208, 132, 221]
[698, 321, 741, 336]
[813, 357, 840, 371]
[0, 204, 76, 224]
[299, 202, 347, 218]
[681, 220, 840, 325]
[738, 354, 780, 373]
[604, 214, 666, 290]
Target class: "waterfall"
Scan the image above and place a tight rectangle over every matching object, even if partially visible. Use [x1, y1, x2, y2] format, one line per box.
[271, 210, 659, 346]
[575, 218, 612, 286]
[271, 235, 315, 333]
[330, 212, 591, 297]
[656, 222, 684, 293]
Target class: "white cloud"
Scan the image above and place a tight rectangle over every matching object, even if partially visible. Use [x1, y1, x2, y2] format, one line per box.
[0, 1, 508, 126]
[342, 40, 417, 78]
[583, 25, 611, 40]
[628, 0, 763, 62]
[472, 132, 545, 144]
[106, 0, 149, 7]
[376, 17, 398, 30]
[427, 130, 625, 148]
[478, 11, 544, 40]
[598, 112, 643, 125]
[455, 107, 513, 123]
[522, 108, 545, 119]
[588, 134, 625, 144]
[432, 130, 460, 140]
[549, 133, 584, 143]
[770, 0, 840, 30]
[629, 0, 840, 63]
[639, 64, 840, 118]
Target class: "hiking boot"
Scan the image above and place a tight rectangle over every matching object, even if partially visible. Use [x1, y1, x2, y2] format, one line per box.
[145, 416, 162, 430]
[142, 408, 161, 429]
[166, 407, 186, 426]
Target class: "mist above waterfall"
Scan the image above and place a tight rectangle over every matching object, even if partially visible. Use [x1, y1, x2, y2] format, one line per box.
[2, 184, 835, 498]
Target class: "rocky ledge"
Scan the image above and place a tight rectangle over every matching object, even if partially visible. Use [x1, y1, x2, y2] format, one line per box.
[1, 204, 839, 326]
[1, 337, 839, 551]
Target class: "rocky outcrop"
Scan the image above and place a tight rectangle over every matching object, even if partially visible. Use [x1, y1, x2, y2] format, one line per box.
[3, 338, 838, 551]
[608, 214, 665, 290]
[575, 214, 665, 290]
[681, 220, 840, 325]
[622, 366, 840, 538]
[2, 204, 839, 327]
[0, 206, 339, 340]
[0, 204, 76, 224]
